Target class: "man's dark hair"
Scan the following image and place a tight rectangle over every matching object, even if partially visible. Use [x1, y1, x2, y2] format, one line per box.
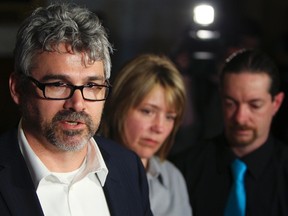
[220, 49, 280, 97]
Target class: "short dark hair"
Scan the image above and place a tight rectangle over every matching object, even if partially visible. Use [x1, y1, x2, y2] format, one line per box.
[220, 49, 280, 97]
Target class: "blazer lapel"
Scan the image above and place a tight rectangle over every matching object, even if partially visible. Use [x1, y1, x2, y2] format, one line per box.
[100, 147, 130, 216]
[0, 130, 44, 216]
[0, 165, 44, 216]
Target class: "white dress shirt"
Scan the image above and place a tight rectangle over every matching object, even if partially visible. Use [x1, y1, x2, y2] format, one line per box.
[18, 122, 110, 216]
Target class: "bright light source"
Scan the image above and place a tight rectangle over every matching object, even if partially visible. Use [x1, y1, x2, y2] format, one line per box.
[193, 4, 214, 26]
[196, 30, 220, 39]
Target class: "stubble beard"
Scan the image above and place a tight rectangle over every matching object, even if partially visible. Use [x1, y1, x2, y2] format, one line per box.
[43, 110, 97, 152]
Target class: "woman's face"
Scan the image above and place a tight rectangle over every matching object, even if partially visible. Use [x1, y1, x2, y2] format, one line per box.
[123, 85, 176, 164]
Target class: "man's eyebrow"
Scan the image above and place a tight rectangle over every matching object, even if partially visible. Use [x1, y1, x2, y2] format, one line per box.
[223, 95, 235, 101]
[224, 95, 264, 103]
[86, 76, 106, 81]
[40, 74, 106, 82]
[249, 98, 264, 103]
[40, 74, 68, 82]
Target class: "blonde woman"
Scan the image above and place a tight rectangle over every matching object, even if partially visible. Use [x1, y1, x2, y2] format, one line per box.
[102, 54, 192, 216]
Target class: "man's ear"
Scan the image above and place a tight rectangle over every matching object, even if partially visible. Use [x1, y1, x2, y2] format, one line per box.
[272, 91, 285, 115]
[9, 72, 22, 105]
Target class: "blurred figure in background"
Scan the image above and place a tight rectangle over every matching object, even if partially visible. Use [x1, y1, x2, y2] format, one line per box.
[171, 49, 288, 216]
[169, 18, 264, 156]
[102, 54, 192, 216]
[169, 38, 224, 156]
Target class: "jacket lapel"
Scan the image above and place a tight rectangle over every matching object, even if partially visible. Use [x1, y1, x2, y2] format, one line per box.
[0, 158, 44, 215]
[0, 130, 44, 216]
[98, 141, 130, 216]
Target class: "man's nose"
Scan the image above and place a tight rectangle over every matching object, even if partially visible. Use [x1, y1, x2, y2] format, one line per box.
[63, 89, 85, 112]
[234, 105, 249, 124]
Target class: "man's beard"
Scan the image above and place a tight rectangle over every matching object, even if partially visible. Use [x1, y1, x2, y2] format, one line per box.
[42, 110, 97, 152]
[227, 124, 258, 147]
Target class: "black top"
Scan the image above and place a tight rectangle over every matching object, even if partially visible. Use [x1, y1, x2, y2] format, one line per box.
[170, 134, 288, 216]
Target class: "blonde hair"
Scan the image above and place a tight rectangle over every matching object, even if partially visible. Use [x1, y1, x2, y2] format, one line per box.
[102, 54, 186, 160]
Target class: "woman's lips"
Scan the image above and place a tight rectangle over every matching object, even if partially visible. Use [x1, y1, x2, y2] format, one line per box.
[141, 138, 159, 147]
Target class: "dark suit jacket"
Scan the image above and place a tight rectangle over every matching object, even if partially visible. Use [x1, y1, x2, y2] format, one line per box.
[0, 129, 152, 216]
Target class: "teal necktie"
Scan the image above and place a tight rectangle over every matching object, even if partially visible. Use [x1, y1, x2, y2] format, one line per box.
[224, 159, 247, 216]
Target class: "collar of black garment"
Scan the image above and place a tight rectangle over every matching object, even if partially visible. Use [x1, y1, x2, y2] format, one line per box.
[216, 134, 274, 180]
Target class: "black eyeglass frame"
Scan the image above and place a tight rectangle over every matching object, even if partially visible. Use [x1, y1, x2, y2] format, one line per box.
[26, 76, 110, 101]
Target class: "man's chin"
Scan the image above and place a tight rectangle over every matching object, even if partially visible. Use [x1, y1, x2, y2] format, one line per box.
[52, 138, 88, 152]
[228, 135, 255, 147]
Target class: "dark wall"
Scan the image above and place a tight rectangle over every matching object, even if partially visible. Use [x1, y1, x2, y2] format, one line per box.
[0, 58, 20, 134]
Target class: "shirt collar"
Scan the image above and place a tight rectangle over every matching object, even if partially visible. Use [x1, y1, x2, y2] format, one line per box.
[147, 156, 164, 185]
[215, 134, 235, 173]
[241, 136, 274, 179]
[216, 133, 274, 179]
[74, 138, 109, 186]
[17, 120, 108, 188]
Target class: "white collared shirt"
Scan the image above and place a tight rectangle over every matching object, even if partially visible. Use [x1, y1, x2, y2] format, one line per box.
[18, 122, 110, 216]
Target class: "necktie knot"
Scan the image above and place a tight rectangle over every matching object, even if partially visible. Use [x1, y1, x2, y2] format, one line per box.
[232, 159, 247, 183]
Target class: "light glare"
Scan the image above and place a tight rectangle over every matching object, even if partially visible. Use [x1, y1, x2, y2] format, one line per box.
[196, 30, 220, 39]
[193, 4, 214, 26]
[193, 51, 215, 60]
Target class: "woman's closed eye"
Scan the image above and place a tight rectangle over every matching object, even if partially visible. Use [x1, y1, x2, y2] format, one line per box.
[139, 108, 154, 116]
[166, 113, 177, 121]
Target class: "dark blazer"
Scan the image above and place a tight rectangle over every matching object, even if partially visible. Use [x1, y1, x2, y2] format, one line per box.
[0, 129, 152, 216]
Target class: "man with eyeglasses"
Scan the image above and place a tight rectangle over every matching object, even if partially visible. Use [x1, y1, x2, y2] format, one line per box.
[0, 3, 152, 216]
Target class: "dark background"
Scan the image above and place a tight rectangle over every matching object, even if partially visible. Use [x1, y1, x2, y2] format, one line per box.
[1, 0, 288, 149]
